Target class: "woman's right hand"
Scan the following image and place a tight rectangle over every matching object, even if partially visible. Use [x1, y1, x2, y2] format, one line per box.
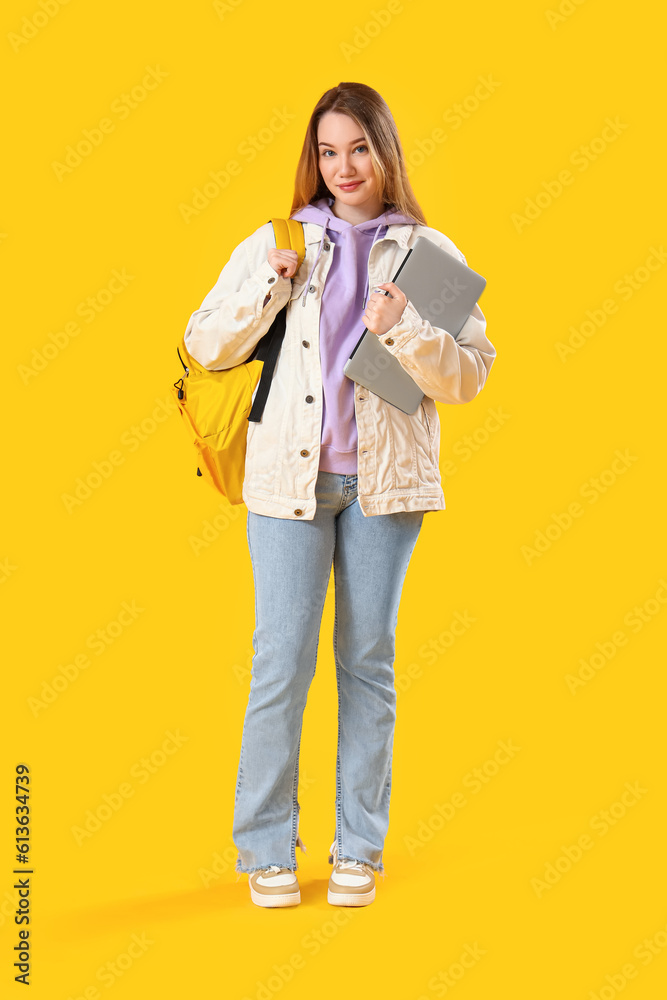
[267, 248, 299, 279]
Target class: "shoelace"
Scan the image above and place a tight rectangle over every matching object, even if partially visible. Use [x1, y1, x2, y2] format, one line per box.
[335, 858, 372, 875]
[330, 842, 371, 874]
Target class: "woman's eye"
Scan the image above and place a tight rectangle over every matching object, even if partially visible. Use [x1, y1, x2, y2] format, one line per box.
[321, 145, 368, 157]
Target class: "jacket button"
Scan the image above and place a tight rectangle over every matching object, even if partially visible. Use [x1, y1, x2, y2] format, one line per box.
[294, 508, 303, 516]
[385, 337, 394, 346]
[305, 394, 314, 403]
[302, 340, 310, 348]
[323, 243, 330, 251]
[268, 276, 275, 283]
[308, 285, 316, 293]
[300, 449, 309, 457]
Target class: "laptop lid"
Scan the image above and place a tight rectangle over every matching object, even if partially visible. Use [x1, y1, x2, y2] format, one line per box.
[344, 237, 486, 414]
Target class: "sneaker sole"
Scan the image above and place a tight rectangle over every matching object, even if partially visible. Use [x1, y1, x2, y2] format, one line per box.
[327, 885, 375, 906]
[250, 886, 301, 907]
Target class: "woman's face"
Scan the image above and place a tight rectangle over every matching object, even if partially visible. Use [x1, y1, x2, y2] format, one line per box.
[316, 112, 384, 220]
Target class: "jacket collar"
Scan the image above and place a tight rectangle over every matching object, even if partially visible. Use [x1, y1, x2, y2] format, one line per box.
[302, 220, 414, 249]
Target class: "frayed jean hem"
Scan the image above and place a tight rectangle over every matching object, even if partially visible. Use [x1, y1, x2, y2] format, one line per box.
[235, 857, 298, 875]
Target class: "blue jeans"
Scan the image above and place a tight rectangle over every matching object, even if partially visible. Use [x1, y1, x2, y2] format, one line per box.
[233, 470, 424, 874]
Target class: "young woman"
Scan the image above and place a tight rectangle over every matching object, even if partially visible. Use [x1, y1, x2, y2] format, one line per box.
[183, 82, 496, 908]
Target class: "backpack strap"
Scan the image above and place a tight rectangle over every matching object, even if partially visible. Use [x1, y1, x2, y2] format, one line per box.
[247, 218, 306, 423]
[269, 217, 306, 270]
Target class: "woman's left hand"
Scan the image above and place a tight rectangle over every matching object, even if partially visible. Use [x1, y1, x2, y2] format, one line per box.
[362, 282, 407, 337]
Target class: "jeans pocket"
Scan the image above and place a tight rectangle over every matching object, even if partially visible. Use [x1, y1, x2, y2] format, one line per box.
[340, 479, 358, 512]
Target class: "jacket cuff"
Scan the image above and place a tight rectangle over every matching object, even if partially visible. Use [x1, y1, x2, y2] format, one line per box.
[377, 298, 428, 354]
[254, 257, 292, 301]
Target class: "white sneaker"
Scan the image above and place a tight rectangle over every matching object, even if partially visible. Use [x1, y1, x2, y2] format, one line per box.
[249, 866, 301, 907]
[327, 839, 376, 906]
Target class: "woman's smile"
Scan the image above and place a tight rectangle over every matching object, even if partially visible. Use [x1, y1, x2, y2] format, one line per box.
[317, 111, 384, 221]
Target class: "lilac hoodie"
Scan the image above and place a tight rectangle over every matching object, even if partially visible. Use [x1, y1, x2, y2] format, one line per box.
[290, 195, 417, 474]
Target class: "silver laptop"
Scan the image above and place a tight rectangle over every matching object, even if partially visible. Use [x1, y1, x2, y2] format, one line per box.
[344, 237, 486, 414]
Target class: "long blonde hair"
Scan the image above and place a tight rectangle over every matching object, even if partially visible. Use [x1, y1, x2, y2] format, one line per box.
[289, 82, 427, 225]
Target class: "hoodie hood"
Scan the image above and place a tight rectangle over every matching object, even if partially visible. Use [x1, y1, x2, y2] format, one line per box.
[290, 195, 417, 308]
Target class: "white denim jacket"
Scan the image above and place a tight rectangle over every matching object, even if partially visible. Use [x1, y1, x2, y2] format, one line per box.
[183, 219, 496, 519]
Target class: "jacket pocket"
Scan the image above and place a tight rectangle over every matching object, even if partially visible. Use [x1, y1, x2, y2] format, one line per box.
[413, 402, 440, 488]
[420, 401, 431, 439]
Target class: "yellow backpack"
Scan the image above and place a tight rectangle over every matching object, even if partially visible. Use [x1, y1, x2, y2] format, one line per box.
[172, 218, 306, 504]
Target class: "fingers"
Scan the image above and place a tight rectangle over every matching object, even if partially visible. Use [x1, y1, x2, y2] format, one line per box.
[375, 282, 405, 300]
[268, 248, 299, 278]
[272, 250, 299, 263]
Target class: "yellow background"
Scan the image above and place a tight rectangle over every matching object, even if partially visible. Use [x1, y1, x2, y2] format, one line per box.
[3, 0, 666, 996]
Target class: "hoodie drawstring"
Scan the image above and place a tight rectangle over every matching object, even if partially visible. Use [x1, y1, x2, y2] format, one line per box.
[362, 220, 385, 309]
[302, 215, 329, 308]
[301, 215, 387, 308]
